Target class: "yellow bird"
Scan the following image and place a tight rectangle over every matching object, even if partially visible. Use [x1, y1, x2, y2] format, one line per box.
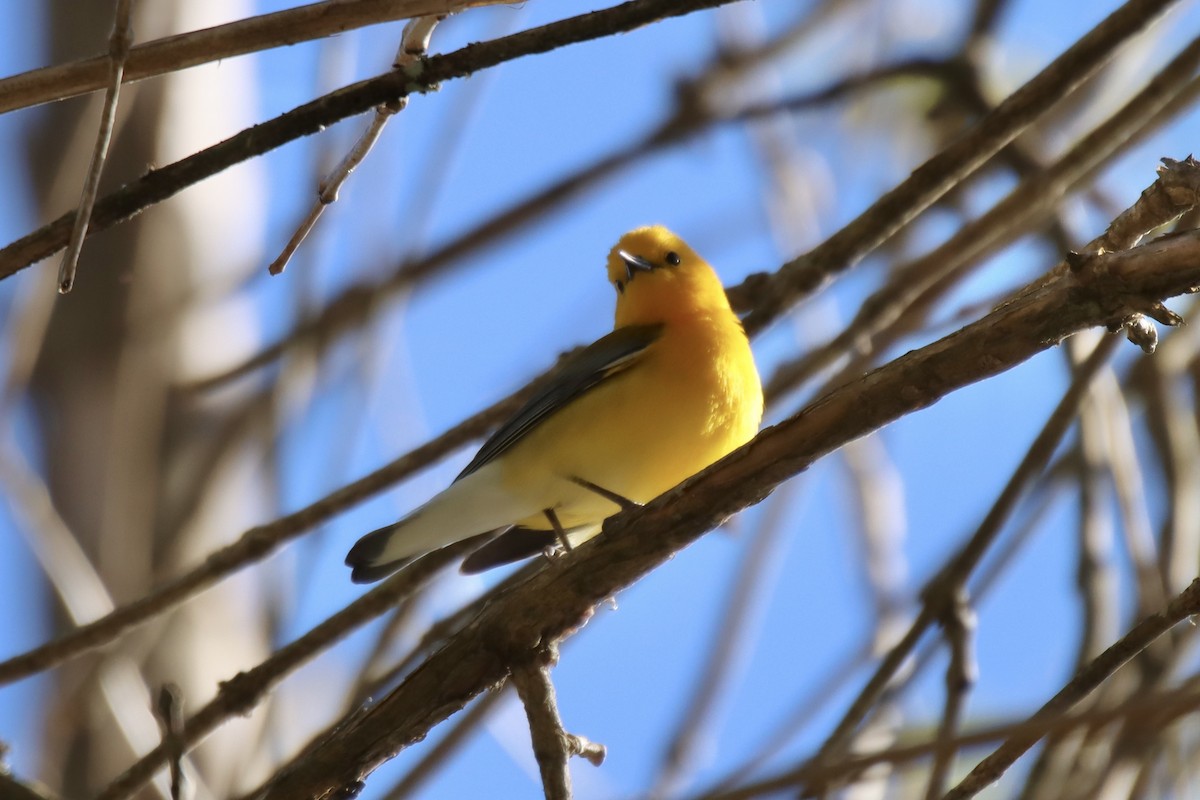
[346, 225, 763, 582]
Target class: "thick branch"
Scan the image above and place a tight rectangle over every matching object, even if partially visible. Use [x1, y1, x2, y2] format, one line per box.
[254, 224, 1200, 800]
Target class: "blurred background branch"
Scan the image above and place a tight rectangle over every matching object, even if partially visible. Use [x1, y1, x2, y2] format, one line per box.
[4, 1, 1200, 799]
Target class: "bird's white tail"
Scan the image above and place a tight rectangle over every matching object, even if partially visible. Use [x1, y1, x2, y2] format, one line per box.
[345, 462, 541, 581]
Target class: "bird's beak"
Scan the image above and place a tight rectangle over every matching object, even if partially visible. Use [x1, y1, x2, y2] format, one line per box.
[618, 250, 655, 282]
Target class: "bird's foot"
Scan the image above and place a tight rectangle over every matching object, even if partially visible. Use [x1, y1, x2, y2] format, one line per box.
[543, 507, 573, 551]
[540, 545, 568, 566]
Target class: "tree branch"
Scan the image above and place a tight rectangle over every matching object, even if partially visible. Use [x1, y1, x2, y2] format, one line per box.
[0, 0, 745, 280]
[253, 217, 1200, 800]
[0, 0, 513, 115]
[944, 578, 1200, 799]
[95, 544, 468, 800]
[738, 0, 1181, 335]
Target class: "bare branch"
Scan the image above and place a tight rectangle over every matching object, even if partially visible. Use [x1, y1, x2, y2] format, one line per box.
[95, 544, 467, 800]
[0, 0, 514, 116]
[737, 0, 1183, 335]
[252, 215, 1200, 799]
[0, 0, 746, 281]
[56, 0, 135, 294]
[152, 684, 185, 800]
[944, 579, 1200, 799]
[924, 587, 978, 800]
[268, 14, 445, 276]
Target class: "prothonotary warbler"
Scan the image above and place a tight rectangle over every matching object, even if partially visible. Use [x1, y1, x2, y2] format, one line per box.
[345, 225, 763, 582]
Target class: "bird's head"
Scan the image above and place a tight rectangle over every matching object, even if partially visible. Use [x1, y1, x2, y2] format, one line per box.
[606, 226, 732, 326]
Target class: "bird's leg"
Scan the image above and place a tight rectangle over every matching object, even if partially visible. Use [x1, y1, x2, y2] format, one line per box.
[568, 475, 640, 511]
[543, 507, 573, 552]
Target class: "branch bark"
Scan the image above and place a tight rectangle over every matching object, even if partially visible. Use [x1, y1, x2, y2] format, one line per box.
[253, 219, 1200, 800]
[0, 0, 513, 115]
[0, 0, 744, 280]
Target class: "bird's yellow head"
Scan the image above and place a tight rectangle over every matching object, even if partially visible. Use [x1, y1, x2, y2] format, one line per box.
[606, 226, 734, 327]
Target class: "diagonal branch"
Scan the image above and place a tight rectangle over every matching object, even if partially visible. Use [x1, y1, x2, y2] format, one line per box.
[0, 388, 527, 685]
[0, 0, 745, 280]
[0, 0, 514, 116]
[737, 0, 1181, 335]
[56, 0, 135, 294]
[252, 217, 1200, 800]
[944, 578, 1200, 799]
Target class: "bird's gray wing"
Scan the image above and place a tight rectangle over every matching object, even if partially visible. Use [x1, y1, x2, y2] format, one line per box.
[456, 323, 662, 480]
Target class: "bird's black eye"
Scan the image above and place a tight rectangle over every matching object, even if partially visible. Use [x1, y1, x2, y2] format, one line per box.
[615, 279, 625, 294]
[665, 251, 681, 266]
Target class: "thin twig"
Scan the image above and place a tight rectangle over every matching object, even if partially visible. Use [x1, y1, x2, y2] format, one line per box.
[1139, 335, 1200, 595]
[56, 0, 134, 294]
[342, 602, 421, 711]
[923, 586, 978, 800]
[1097, 365, 1168, 613]
[0, 447, 115, 624]
[1074, 339, 1122, 666]
[269, 14, 445, 276]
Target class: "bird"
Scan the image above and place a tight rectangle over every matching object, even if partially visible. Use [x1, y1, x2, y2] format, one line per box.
[345, 225, 763, 583]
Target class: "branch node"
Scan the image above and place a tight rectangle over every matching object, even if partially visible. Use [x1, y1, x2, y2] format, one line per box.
[1121, 313, 1159, 353]
[567, 734, 607, 767]
[267, 13, 444, 276]
[333, 780, 365, 799]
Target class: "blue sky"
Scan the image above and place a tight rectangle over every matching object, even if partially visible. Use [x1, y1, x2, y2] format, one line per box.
[2, 1, 1200, 797]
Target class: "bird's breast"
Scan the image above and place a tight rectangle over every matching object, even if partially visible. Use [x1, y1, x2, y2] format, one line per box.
[499, 315, 762, 529]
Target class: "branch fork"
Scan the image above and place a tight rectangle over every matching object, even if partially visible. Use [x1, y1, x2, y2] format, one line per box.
[509, 645, 606, 800]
